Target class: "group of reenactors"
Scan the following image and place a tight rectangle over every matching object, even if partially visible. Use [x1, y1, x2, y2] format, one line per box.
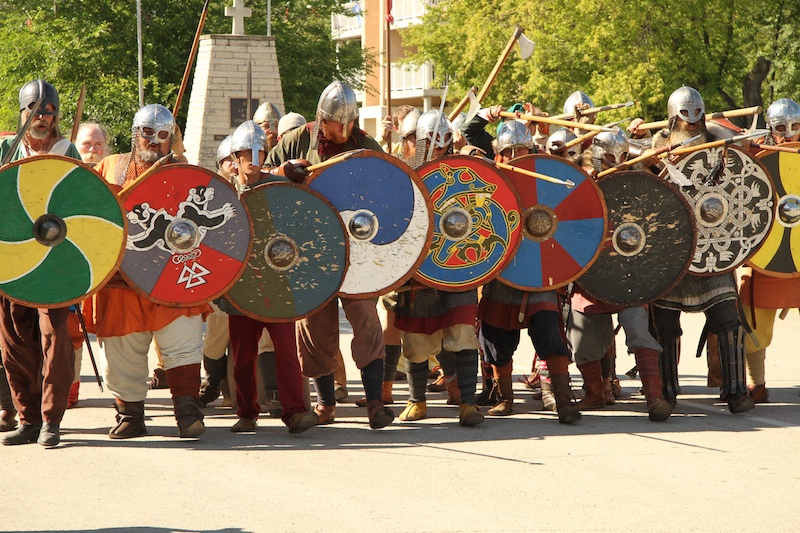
[1, 75, 798, 447]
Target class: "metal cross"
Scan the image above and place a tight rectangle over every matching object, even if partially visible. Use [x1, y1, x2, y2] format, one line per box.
[225, 0, 252, 35]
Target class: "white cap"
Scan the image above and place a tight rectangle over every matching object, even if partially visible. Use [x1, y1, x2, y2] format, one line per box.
[277, 112, 307, 137]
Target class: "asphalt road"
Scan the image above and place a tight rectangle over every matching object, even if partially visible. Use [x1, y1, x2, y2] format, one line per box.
[2, 309, 799, 532]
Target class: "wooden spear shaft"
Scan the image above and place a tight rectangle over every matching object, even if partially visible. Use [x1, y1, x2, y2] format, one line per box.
[448, 27, 522, 121]
[493, 160, 575, 188]
[172, 0, 211, 119]
[636, 106, 761, 131]
[499, 111, 614, 133]
[118, 152, 174, 197]
[70, 85, 86, 143]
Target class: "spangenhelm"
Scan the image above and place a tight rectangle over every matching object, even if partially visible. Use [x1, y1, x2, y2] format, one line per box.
[216, 135, 234, 167]
[317, 80, 359, 127]
[19, 79, 59, 116]
[495, 120, 534, 156]
[416, 110, 452, 149]
[230, 120, 267, 164]
[667, 86, 705, 124]
[766, 98, 800, 139]
[397, 108, 421, 140]
[562, 91, 594, 116]
[131, 104, 175, 144]
[253, 102, 282, 130]
[546, 129, 579, 163]
[591, 126, 629, 165]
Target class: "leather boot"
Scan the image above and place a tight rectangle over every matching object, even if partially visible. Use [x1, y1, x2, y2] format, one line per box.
[167, 364, 205, 438]
[458, 404, 484, 427]
[576, 360, 605, 410]
[547, 355, 580, 424]
[444, 373, 461, 405]
[540, 378, 556, 411]
[487, 364, 514, 416]
[748, 383, 769, 403]
[366, 399, 394, 429]
[635, 348, 672, 422]
[718, 329, 755, 413]
[0, 408, 18, 432]
[602, 377, 615, 406]
[148, 367, 169, 390]
[109, 399, 147, 439]
[2, 423, 41, 446]
[474, 360, 500, 405]
[399, 400, 427, 421]
[355, 380, 394, 407]
[314, 404, 336, 424]
[427, 369, 447, 392]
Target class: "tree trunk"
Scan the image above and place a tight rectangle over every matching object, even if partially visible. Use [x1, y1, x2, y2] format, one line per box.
[742, 56, 771, 129]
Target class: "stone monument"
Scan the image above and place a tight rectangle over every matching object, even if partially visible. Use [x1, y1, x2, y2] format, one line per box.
[183, 0, 284, 170]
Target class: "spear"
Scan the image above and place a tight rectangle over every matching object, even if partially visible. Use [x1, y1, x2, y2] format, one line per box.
[70, 84, 86, 143]
[499, 111, 616, 133]
[663, 129, 769, 157]
[118, 152, 174, 197]
[0, 97, 42, 168]
[597, 135, 702, 177]
[172, 0, 211, 119]
[563, 118, 630, 150]
[550, 101, 636, 121]
[636, 106, 761, 131]
[490, 159, 575, 189]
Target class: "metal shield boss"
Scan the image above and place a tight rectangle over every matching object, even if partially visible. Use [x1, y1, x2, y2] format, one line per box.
[667, 145, 775, 275]
[308, 150, 432, 298]
[498, 154, 606, 291]
[0, 155, 125, 307]
[414, 156, 523, 291]
[576, 170, 696, 307]
[121, 164, 251, 307]
[749, 142, 800, 277]
[225, 182, 348, 322]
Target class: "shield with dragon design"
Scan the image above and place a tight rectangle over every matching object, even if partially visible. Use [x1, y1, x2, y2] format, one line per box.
[414, 156, 523, 291]
[120, 164, 252, 307]
[224, 182, 348, 322]
[0, 155, 125, 307]
[498, 154, 606, 291]
[666, 145, 775, 275]
[308, 150, 432, 299]
[749, 143, 800, 277]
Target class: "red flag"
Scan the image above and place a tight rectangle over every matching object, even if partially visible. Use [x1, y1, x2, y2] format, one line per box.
[385, 0, 394, 23]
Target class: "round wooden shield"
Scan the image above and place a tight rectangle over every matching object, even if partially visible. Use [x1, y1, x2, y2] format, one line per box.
[749, 142, 800, 277]
[0, 155, 125, 308]
[414, 155, 523, 291]
[120, 164, 252, 307]
[308, 150, 432, 298]
[225, 182, 348, 322]
[576, 170, 697, 307]
[498, 154, 606, 291]
[667, 145, 775, 275]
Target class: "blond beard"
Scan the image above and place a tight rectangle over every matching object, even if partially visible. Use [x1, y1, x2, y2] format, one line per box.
[668, 120, 711, 146]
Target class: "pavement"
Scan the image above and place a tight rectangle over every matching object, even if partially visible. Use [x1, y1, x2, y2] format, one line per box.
[2, 309, 800, 533]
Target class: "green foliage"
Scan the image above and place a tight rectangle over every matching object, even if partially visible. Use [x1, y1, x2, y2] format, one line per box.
[0, 0, 371, 151]
[401, 0, 800, 123]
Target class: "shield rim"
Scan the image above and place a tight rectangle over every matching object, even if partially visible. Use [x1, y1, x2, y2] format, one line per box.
[119, 163, 254, 308]
[412, 155, 524, 292]
[664, 145, 775, 276]
[750, 141, 800, 278]
[576, 170, 698, 307]
[0, 154, 126, 308]
[225, 181, 350, 323]
[497, 153, 608, 291]
[307, 149, 434, 299]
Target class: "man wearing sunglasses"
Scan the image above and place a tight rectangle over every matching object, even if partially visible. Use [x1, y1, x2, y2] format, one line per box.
[0, 79, 81, 448]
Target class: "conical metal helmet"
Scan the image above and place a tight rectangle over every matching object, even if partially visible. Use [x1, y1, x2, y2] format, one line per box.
[667, 86, 705, 124]
[19, 79, 59, 116]
[546, 129, 579, 163]
[416, 109, 452, 149]
[591, 126, 629, 164]
[495, 120, 534, 155]
[397, 108, 421, 140]
[216, 135, 234, 166]
[562, 90, 593, 116]
[230, 120, 267, 163]
[131, 104, 175, 144]
[317, 80, 359, 126]
[253, 102, 282, 130]
[766, 98, 800, 138]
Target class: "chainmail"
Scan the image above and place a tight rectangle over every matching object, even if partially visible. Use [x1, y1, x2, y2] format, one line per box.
[654, 272, 737, 313]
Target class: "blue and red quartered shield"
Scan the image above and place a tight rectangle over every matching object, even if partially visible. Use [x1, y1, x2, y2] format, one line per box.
[224, 182, 348, 322]
[749, 143, 800, 278]
[120, 164, 252, 307]
[498, 154, 606, 291]
[414, 155, 522, 291]
[308, 149, 432, 298]
[0, 155, 125, 307]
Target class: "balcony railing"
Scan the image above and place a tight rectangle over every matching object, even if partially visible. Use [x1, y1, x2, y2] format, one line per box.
[332, 0, 442, 36]
[390, 62, 439, 93]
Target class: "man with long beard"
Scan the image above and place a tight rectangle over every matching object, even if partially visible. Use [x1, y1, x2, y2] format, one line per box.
[0, 79, 81, 447]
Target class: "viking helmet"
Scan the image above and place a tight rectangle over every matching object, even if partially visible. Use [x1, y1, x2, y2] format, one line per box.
[277, 112, 306, 137]
[216, 135, 234, 166]
[495, 120, 534, 157]
[131, 104, 175, 144]
[591, 126, 629, 165]
[317, 80, 359, 128]
[19, 79, 59, 116]
[416, 110, 452, 149]
[230, 120, 267, 164]
[546, 129, 580, 163]
[766, 98, 800, 139]
[253, 102, 282, 131]
[667, 86, 705, 124]
[397, 108, 421, 140]
[562, 91, 594, 116]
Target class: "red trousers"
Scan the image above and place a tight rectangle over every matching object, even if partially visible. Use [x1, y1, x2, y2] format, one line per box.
[228, 315, 306, 425]
[0, 299, 74, 425]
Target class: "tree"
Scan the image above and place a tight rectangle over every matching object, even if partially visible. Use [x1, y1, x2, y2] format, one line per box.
[0, 0, 371, 150]
[401, 0, 800, 125]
